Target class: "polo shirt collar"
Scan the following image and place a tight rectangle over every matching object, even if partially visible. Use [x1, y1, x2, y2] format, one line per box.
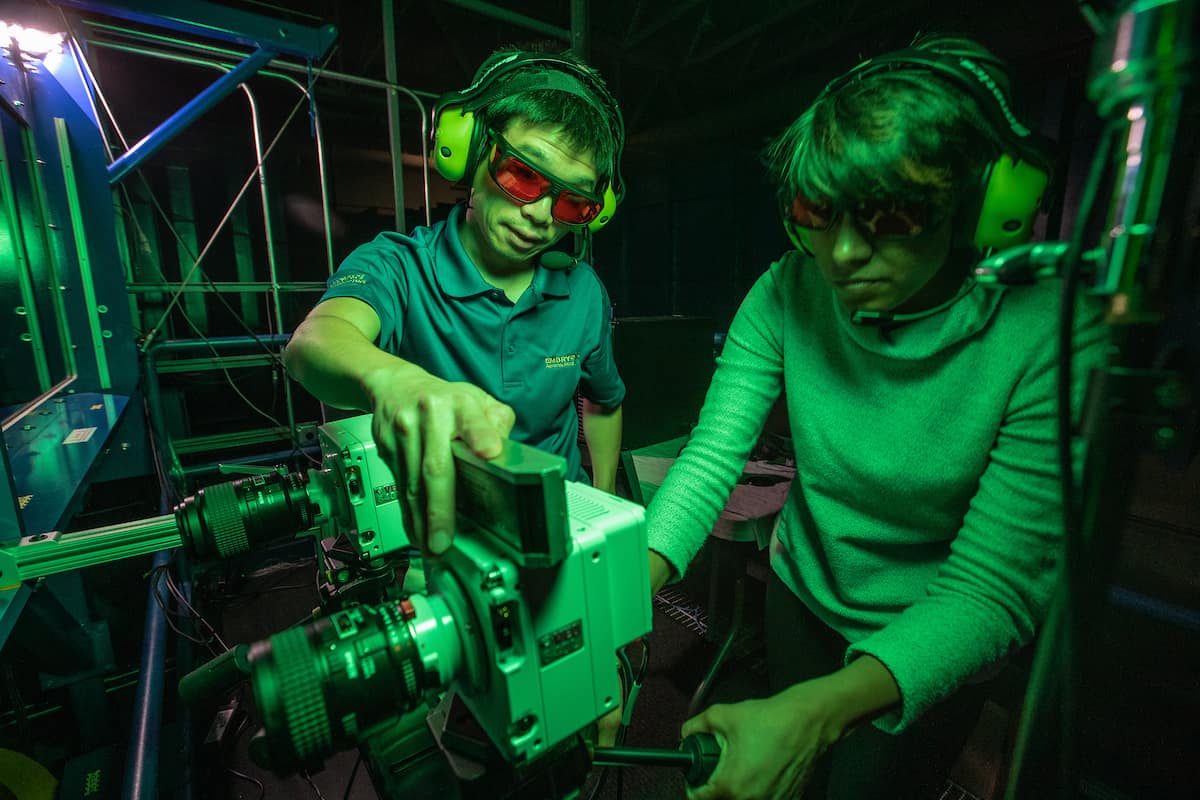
[437, 202, 574, 300]
[436, 204, 495, 299]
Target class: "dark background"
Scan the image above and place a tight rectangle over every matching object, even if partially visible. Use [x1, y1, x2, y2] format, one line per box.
[0, 2, 1195, 799]
[46, 0, 1102, 330]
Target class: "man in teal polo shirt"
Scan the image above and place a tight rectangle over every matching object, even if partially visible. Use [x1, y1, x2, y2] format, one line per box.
[284, 49, 626, 556]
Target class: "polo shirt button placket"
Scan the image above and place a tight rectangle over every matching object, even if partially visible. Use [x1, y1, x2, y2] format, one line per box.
[501, 333, 520, 386]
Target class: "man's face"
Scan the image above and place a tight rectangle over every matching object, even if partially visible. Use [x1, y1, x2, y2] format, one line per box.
[806, 208, 958, 314]
[461, 119, 597, 273]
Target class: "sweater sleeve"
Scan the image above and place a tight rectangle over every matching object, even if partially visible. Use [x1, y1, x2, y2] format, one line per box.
[846, 290, 1111, 733]
[645, 260, 788, 579]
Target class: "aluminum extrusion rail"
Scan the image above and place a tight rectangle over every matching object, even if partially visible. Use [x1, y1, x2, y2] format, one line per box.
[0, 515, 181, 584]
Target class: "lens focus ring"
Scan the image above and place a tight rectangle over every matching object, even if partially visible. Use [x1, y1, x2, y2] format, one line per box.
[271, 626, 332, 764]
[205, 482, 249, 557]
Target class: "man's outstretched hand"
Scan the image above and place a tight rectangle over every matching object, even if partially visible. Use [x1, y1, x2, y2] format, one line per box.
[364, 363, 515, 555]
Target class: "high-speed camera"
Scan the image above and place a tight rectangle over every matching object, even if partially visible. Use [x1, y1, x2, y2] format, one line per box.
[176, 414, 651, 786]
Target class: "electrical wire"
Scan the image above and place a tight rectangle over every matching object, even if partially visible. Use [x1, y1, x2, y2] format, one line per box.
[134, 218, 302, 462]
[1006, 118, 1120, 800]
[117, 174, 288, 370]
[56, 5, 294, 367]
[222, 575, 316, 606]
[122, 155, 296, 450]
[174, 306, 289, 432]
[51, 4, 130, 151]
[143, 392, 183, 502]
[616, 641, 649, 800]
[226, 767, 266, 800]
[218, 705, 267, 799]
[148, 555, 231, 653]
[58, 13, 329, 466]
[163, 566, 231, 651]
[241, 558, 316, 579]
[614, 647, 634, 747]
[585, 754, 612, 800]
[585, 640, 648, 800]
[342, 754, 362, 800]
[147, 569, 219, 653]
[303, 770, 329, 799]
[137, 43, 341, 352]
[1052, 117, 1119, 800]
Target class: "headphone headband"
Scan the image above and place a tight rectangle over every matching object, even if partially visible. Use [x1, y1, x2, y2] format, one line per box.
[459, 51, 525, 97]
[952, 56, 1031, 138]
[435, 52, 625, 161]
[819, 47, 1046, 164]
[459, 70, 613, 146]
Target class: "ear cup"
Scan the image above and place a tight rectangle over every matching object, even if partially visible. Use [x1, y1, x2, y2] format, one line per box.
[782, 221, 814, 255]
[973, 154, 1050, 250]
[433, 103, 477, 182]
[588, 184, 619, 232]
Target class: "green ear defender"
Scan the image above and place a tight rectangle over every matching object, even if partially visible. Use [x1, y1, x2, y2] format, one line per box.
[592, 184, 619, 233]
[782, 216, 813, 255]
[973, 153, 1050, 250]
[432, 52, 626, 234]
[432, 104, 476, 183]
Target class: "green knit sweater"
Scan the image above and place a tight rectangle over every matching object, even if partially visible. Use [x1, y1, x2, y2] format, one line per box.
[645, 250, 1109, 733]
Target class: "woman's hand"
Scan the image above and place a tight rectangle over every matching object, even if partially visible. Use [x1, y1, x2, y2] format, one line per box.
[649, 550, 673, 596]
[363, 363, 515, 555]
[681, 656, 900, 799]
[680, 680, 842, 800]
[596, 705, 623, 747]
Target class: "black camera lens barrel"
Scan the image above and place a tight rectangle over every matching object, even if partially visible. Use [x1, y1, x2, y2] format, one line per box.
[247, 599, 436, 771]
[249, 625, 334, 769]
[176, 470, 313, 559]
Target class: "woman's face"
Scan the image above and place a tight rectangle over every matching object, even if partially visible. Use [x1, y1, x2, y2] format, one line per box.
[805, 207, 962, 314]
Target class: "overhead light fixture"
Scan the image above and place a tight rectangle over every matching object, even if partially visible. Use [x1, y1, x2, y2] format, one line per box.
[0, 21, 65, 59]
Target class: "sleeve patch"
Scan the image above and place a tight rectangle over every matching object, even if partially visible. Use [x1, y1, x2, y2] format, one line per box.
[328, 273, 368, 288]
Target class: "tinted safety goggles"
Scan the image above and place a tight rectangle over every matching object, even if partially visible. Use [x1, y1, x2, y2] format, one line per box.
[488, 131, 603, 226]
[787, 192, 939, 239]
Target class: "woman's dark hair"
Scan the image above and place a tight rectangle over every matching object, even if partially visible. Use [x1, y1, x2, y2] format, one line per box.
[763, 35, 1014, 214]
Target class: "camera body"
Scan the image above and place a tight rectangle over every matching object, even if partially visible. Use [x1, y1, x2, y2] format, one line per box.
[235, 414, 650, 771]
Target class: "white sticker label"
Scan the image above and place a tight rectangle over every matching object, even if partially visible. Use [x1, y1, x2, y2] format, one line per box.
[63, 427, 97, 444]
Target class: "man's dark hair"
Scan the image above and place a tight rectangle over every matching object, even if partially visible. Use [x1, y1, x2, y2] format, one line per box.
[481, 49, 618, 187]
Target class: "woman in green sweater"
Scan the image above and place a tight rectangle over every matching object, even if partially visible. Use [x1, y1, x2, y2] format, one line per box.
[645, 36, 1109, 800]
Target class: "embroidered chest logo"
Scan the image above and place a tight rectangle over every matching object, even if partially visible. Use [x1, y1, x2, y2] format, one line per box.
[329, 273, 368, 288]
[544, 353, 579, 369]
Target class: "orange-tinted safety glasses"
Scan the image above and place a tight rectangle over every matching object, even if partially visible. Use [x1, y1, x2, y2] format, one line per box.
[787, 192, 939, 238]
[488, 131, 603, 227]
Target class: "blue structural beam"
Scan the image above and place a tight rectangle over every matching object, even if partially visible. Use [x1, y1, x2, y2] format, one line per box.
[51, 0, 338, 60]
[105, 46, 275, 184]
[48, 0, 339, 184]
[123, 549, 171, 800]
